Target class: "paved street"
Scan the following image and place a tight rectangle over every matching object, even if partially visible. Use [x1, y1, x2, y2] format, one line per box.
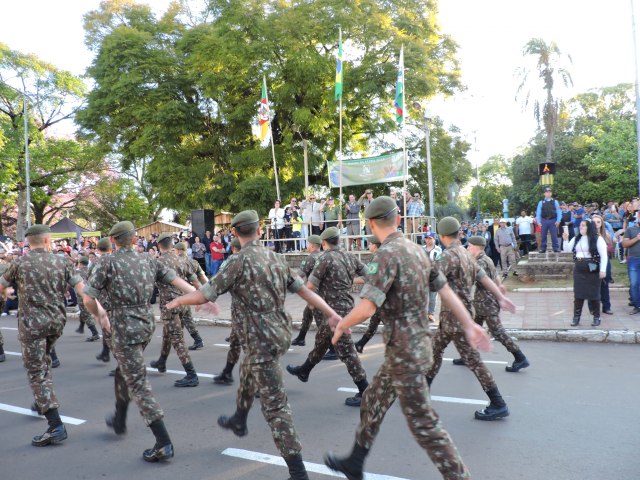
[1, 314, 638, 480]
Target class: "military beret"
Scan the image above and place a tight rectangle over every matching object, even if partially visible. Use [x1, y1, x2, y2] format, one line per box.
[437, 216, 461, 236]
[25, 224, 51, 237]
[231, 238, 241, 250]
[109, 221, 135, 238]
[97, 238, 111, 251]
[231, 210, 259, 228]
[320, 227, 340, 241]
[368, 235, 381, 246]
[307, 235, 322, 246]
[77, 255, 89, 265]
[468, 235, 487, 247]
[157, 232, 173, 243]
[174, 242, 186, 251]
[364, 196, 397, 219]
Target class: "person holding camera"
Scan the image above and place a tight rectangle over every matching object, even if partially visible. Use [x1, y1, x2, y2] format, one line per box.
[562, 220, 607, 327]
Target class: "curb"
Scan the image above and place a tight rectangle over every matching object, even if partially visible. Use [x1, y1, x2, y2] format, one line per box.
[64, 311, 640, 344]
[512, 287, 628, 292]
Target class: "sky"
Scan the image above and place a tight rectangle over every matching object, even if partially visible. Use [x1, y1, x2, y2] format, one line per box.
[1, 0, 638, 166]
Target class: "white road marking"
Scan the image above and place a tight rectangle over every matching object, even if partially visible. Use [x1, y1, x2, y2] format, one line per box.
[146, 367, 214, 379]
[0, 327, 18, 330]
[443, 357, 508, 365]
[5, 351, 21, 356]
[221, 447, 410, 480]
[0, 402, 86, 425]
[337, 388, 487, 406]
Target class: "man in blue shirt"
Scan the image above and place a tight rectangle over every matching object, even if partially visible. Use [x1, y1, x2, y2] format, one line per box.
[535, 187, 562, 253]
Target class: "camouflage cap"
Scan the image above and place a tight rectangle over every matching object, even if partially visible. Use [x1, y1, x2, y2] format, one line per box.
[307, 234, 322, 246]
[77, 255, 89, 265]
[368, 235, 381, 246]
[174, 242, 186, 251]
[157, 232, 173, 243]
[231, 210, 259, 228]
[320, 226, 340, 241]
[467, 235, 487, 247]
[97, 237, 111, 251]
[109, 221, 135, 238]
[437, 216, 461, 236]
[25, 224, 51, 237]
[364, 196, 397, 219]
[231, 238, 241, 250]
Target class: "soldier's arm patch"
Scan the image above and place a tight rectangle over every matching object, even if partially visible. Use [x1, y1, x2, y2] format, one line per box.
[367, 262, 379, 274]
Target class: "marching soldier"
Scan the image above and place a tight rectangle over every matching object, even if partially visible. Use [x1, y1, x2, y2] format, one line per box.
[79, 221, 198, 462]
[174, 241, 206, 350]
[291, 234, 323, 346]
[93, 237, 113, 363]
[0, 247, 9, 363]
[324, 198, 499, 480]
[75, 256, 101, 342]
[426, 217, 514, 421]
[167, 210, 341, 480]
[354, 235, 382, 353]
[0, 224, 83, 446]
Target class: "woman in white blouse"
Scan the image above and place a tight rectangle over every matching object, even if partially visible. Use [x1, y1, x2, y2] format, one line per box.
[562, 219, 608, 327]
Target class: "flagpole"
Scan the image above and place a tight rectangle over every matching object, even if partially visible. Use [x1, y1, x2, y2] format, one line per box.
[400, 46, 408, 239]
[264, 76, 281, 200]
[338, 27, 344, 231]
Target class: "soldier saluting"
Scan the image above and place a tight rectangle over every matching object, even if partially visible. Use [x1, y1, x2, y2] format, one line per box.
[0, 224, 83, 446]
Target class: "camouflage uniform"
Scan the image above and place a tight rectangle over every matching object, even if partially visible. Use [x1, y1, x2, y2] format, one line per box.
[0, 248, 81, 413]
[89, 255, 113, 352]
[200, 239, 304, 457]
[426, 241, 497, 392]
[226, 298, 244, 366]
[182, 257, 206, 340]
[306, 248, 367, 381]
[355, 232, 469, 478]
[474, 252, 519, 354]
[75, 266, 96, 329]
[156, 252, 197, 364]
[358, 311, 382, 344]
[295, 249, 322, 339]
[83, 246, 176, 425]
[0, 259, 8, 350]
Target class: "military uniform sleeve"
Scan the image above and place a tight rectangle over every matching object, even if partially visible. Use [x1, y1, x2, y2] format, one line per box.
[286, 263, 305, 294]
[0, 260, 18, 288]
[354, 257, 368, 277]
[428, 267, 447, 293]
[308, 255, 329, 289]
[155, 257, 177, 285]
[83, 259, 108, 299]
[359, 252, 397, 307]
[200, 255, 242, 302]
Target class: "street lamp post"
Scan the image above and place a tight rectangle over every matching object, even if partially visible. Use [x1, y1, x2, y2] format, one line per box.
[413, 102, 435, 218]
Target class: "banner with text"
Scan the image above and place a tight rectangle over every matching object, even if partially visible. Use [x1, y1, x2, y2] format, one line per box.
[327, 152, 406, 188]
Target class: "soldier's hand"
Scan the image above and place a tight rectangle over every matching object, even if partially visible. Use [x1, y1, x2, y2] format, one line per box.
[464, 323, 492, 352]
[499, 284, 507, 295]
[331, 319, 351, 345]
[498, 296, 517, 313]
[195, 301, 220, 316]
[166, 299, 180, 309]
[327, 312, 342, 330]
[97, 311, 111, 334]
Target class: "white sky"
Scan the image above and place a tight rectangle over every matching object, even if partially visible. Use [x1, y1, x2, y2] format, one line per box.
[1, 0, 638, 165]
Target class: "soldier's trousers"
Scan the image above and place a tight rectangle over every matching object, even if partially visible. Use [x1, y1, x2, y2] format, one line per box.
[427, 313, 497, 392]
[236, 355, 302, 457]
[181, 307, 200, 340]
[356, 360, 470, 480]
[227, 320, 242, 367]
[18, 325, 62, 413]
[112, 340, 163, 425]
[160, 305, 192, 365]
[298, 306, 313, 336]
[0, 327, 4, 348]
[78, 304, 95, 328]
[308, 312, 366, 383]
[360, 314, 382, 344]
[475, 313, 519, 354]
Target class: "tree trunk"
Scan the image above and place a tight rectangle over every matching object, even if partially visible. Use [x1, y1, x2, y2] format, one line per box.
[16, 187, 27, 241]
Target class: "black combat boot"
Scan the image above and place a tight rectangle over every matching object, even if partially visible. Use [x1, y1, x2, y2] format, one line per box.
[0, 344, 5, 362]
[286, 360, 314, 382]
[217, 408, 248, 437]
[96, 341, 110, 362]
[75, 321, 85, 334]
[32, 408, 67, 446]
[291, 333, 306, 346]
[475, 387, 510, 421]
[50, 349, 60, 368]
[323, 345, 338, 360]
[150, 354, 168, 373]
[188, 334, 204, 350]
[345, 379, 368, 407]
[505, 349, 530, 372]
[213, 362, 234, 385]
[571, 299, 584, 327]
[590, 300, 601, 327]
[174, 362, 199, 387]
[426, 376, 433, 388]
[285, 454, 310, 480]
[86, 325, 100, 342]
[354, 337, 368, 354]
[144, 419, 174, 462]
[324, 442, 369, 480]
[452, 358, 465, 365]
[105, 400, 128, 435]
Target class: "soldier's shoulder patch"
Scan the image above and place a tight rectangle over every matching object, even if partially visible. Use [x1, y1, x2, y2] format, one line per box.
[436, 251, 447, 262]
[367, 262, 379, 274]
[301, 260, 306, 267]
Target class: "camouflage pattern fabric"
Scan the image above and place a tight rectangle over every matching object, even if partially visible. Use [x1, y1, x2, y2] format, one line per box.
[88, 254, 112, 345]
[75, 267, 96, 328]
[181, 307, 199, 339]
[83, 246, 176, 425]
[474, 253, 519, 354]
[227, 301, 244, 366]
[296, 251, 321, 336]
[426, 242, 497, 391]
[1, 248, 81, 413]
[356, 232, 469, 478]
[359, 311, 382, 344]
[182, 257, 205, 338]
[199, 240, 303, 456]
[298, 305, 313, 336]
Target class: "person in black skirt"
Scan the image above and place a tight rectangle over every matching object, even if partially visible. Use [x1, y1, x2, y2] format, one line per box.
[562, 220, 608, 327]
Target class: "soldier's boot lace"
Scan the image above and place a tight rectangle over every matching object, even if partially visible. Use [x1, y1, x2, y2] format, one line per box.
[144, 419, 173, 462]
[174, 362, 199, 387]
[213, 362, 234, 384]
[188, 334, 204, 350]
[217, 408, 248, 437]
[150, 355, 168, 373]
[354, 337, 368, 354]
[105, 400, 128, 435]
[475, 387, 510, 421]
[506, 350, 530, 373]
[285, 454, 310, 480]
[324, 443, 369, 480]
[286, 360, 313, 382]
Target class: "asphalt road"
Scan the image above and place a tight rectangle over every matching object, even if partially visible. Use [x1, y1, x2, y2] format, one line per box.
[1, 314, 639, 480]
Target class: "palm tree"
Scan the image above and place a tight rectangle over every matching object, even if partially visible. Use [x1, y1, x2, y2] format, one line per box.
[516, 38, 573, 163]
